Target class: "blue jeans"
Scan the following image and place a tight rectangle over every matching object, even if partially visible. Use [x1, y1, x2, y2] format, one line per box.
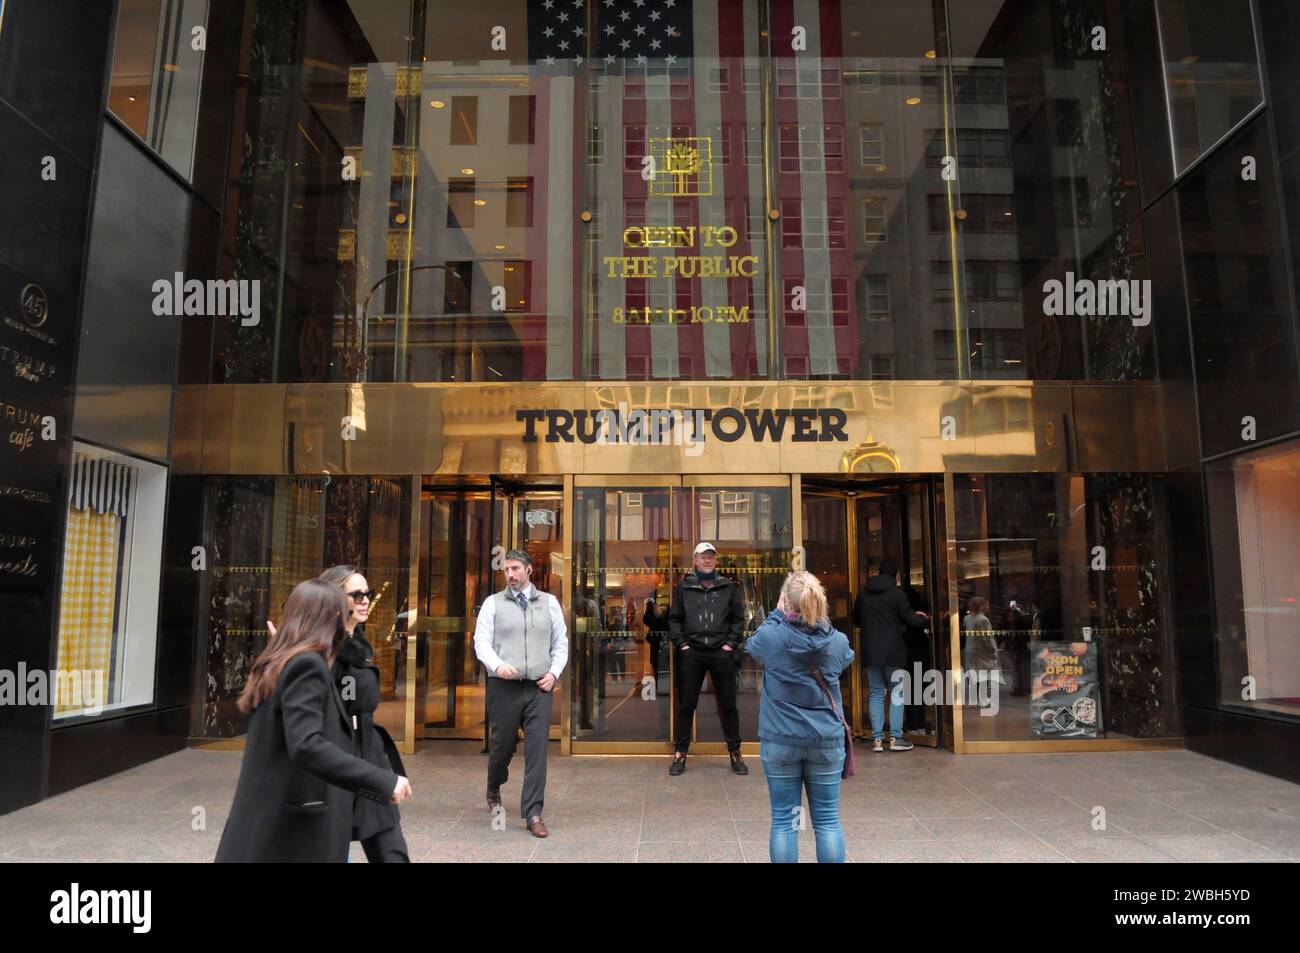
[866, 665, 905, 739]
[759, 741, 846, 864]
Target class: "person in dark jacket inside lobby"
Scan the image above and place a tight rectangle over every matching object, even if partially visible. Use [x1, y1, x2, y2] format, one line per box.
[215, 579, 411, 863]
[668, 541, 748, 776]
[854, 559, 928, 752]
[319, 564, 411, 862]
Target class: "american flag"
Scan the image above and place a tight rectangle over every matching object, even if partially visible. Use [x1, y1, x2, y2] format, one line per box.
[771, 0, 855, 378]
[641, 488, 701, 543]
[584, 0, 777, 380]
[529, 0, 695, 67]
[520, 0, 851, 380]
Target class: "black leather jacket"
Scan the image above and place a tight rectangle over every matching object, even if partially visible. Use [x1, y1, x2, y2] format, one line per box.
[668, 573, 746, 650]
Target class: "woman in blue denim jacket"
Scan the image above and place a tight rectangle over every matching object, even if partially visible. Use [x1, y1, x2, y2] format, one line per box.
[745, 571, 855, 863]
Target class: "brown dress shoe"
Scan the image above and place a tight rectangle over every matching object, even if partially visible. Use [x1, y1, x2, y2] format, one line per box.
[526, 815, 549, 838]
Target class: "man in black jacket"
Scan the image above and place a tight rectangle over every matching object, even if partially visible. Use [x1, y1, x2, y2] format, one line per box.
[854, 559, 928, 752]
[668, 542, 748, 775]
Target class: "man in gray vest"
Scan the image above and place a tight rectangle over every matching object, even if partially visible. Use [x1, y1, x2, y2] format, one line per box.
[473, 549, 568, 837]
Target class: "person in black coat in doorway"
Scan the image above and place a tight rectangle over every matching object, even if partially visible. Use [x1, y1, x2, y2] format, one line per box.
[643, 596, 670, 686]
[215, 580, 412, 863]
[319, 565, 411, 863]
[853, 559, 928, 752]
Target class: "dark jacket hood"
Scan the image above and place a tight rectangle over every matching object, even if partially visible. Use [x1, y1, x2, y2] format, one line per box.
[866, 574, 896, 594]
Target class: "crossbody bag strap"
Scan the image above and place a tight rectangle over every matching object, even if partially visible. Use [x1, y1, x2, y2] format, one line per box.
[810, 668, 848, 729]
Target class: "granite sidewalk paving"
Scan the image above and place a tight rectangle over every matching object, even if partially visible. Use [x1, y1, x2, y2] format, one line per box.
[2, 743, 1298, 862]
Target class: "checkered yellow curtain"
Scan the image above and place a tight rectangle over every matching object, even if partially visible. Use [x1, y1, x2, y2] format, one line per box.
[55, 507, 119, 713]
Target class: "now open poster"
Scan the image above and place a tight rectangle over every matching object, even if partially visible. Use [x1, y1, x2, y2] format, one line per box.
[1031, 642, 1102, 739]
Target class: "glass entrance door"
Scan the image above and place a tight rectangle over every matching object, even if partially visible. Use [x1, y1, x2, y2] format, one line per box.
[801, 478, 947, 747]
[571, 480, 679, 745]
[415, 482, 563, 740]
[417, 487, 499, 738]
[681, 480, 792, 749]
[854, 481, 944, 747]
[801, 488, 858, 735]
[570, 476, 793, 752]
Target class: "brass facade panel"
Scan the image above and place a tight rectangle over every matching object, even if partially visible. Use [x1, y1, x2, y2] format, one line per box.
[183, 381, 1171, 476]
[1073, 384, 1169, 472]
[171, 383, 206, 472]
[72, 384, 174, 464]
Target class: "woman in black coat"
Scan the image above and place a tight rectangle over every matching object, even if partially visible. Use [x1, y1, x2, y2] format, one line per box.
[215, 580, 411, 863]
[319, 565, 411, 863]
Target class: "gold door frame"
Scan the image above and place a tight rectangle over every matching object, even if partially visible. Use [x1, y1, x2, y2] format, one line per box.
[410, 483, 568, 745]
[567, 474, 792, 755]
[802, 479, 943, 747]
[408, 486, 493, 743]
[798, 486, 861, 735]
[199, 469, 1183, 757]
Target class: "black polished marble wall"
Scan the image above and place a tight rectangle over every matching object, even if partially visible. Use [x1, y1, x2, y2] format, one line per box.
[1092, 475, 1173, 738]
[0, 0, 115, 815]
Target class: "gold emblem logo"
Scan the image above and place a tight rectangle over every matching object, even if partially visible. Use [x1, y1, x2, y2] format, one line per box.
[648, 136, 713, 197]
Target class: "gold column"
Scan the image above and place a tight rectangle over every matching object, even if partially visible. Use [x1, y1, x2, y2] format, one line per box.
[560, 475, 574, 754]
[403, 473, 421, 755]
[936, 4, 969, 381]
[943, 470, 964, 752]
[845, 493, 862, 736]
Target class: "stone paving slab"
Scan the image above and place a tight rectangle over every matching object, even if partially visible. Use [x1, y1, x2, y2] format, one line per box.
[0, 743, 1296, 862]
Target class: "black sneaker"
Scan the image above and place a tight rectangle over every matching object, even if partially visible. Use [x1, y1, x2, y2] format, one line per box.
[729, 751, 749, 775]
[669, 752, 687, 776]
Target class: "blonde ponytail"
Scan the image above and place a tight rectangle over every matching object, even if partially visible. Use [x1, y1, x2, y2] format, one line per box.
[782, 571, 829, 625]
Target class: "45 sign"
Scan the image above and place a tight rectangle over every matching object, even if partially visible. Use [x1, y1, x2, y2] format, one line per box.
[20, 283, 49, 329]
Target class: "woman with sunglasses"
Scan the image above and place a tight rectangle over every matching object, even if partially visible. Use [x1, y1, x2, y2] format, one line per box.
[318, 565, 411, 863]
[216, 579, 411, 863]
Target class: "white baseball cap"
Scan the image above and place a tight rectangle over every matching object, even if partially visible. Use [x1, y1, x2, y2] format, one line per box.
[693, 542, 717, 555]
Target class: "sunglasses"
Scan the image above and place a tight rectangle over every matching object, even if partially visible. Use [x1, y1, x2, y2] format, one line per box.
[347, 589, 377, 603]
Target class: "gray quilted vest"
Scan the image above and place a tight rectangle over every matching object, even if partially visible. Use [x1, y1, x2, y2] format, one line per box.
[489, 587, 554, 680]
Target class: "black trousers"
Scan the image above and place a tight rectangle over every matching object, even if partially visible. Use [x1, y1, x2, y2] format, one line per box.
[360, 824, 410, 863]
[648, 637, 663, 681]
[486, 678, 554, 819]
[674, 646, 741, 753]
